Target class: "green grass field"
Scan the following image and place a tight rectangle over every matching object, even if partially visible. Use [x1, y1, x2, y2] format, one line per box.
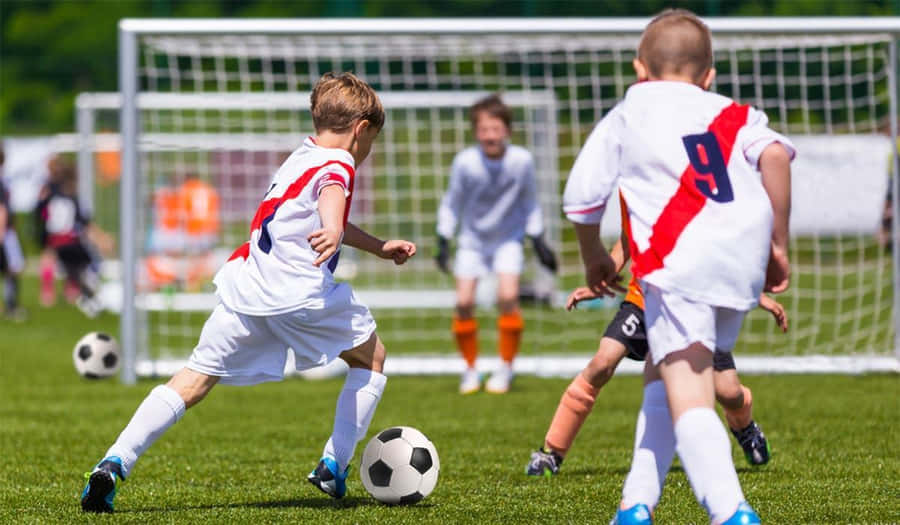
[1, 277, 898, 524]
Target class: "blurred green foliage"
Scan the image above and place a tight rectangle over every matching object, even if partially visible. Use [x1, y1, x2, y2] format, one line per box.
[1, 0, 898, 135]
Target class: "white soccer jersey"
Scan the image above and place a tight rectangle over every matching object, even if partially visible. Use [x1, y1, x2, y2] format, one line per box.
[214, 137, 355, 315]
[437, 144, 543, 250]
[564, 81, 796, 310]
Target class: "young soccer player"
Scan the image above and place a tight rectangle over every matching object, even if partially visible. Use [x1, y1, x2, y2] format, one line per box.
[80, 72, 417, 512]
[0, 147, 26, 321]
[526, 230, 786, 477]
[435, 94, 558, 394]
[561, 10, 793, 524]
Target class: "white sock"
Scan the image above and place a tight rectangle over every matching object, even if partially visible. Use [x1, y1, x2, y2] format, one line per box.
[674, 407, 744, 523]
[105, 384, 186, 478]
[621, 380, 675, 509]
[323, 368, 387, 472]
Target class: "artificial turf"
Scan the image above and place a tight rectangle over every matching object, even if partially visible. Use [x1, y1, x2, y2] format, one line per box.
[0, 281, 898, 524]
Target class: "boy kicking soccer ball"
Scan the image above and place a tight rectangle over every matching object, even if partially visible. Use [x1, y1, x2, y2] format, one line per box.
[80, 72, 416, 512]
[435, 94, 557, 394]
[561, 10, 793, 524]
[526, 225, 785, 477]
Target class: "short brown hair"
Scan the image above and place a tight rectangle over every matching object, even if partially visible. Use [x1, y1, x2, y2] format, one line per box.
[310, 72, 385, 133]
[470, 94, 512, 129]
[638, 9, 712, 83]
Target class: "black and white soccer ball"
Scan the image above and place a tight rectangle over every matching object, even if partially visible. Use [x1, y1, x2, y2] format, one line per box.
[73, 332, 120, 379]
[360, 426, 439, 504]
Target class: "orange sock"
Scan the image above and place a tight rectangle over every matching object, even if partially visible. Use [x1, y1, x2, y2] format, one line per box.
[453, 317, 479, 368]
[544, 373, 599, 455]
[497, 311, 524, 363]
[724, 385, 753, 430]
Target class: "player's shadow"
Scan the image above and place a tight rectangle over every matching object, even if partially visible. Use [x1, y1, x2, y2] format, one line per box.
[121, 496, 376, 514]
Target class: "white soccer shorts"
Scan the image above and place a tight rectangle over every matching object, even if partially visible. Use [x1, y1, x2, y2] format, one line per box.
[453, 239, 524, 278]
[187, 283, 376, 385]
[642, 282, 747, 365]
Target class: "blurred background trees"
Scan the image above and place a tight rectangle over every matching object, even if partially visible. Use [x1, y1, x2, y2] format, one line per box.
[2, 0, 899, 135]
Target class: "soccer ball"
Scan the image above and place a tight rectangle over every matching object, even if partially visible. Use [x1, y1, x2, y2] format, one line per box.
[360, 426, 440, 504]
[73, 332, 120, 379]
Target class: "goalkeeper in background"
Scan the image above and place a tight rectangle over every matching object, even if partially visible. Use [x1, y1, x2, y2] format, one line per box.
[435, 94, 557, 394]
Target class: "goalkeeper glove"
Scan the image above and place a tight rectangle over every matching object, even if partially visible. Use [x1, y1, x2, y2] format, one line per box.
[530, 235, 558, 273]
[435, 235, 450, 273]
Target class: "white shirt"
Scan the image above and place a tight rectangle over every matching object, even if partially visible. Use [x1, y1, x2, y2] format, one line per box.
[563, 81, 796, 310]
[214, 137, 355, 315]
[437, 144, 543, 250]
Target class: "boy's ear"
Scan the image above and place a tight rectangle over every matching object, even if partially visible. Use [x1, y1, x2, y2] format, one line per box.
[353, 119, 371, 138]
[632, 58, 649, 81]
[701, 67, 716, 90]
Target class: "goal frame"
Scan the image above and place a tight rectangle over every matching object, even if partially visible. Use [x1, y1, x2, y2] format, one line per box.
[118, 17, 900, 384]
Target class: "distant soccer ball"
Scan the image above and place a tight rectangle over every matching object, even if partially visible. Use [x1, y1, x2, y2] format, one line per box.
[73, 332, 120, 379]
[360, 426, 439, 504]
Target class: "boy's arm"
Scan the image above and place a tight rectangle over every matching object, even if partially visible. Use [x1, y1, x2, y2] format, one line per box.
[344, 222, 417, 265]
[0, 203, 7, 234]
[758, 293, 788, 332]
[573, 222, 624, 297]
[308, 185, 347, 267]
[435, 157, 464, 272]
[759, 143, 792, 293]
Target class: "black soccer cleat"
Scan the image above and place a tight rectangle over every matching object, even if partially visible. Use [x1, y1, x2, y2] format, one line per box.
[80, 457, 125, 512]
[525, 448, 563, 477]
[731, 420, 771, 466]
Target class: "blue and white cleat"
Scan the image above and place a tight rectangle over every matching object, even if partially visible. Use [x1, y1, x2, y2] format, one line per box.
[610, 503, 652, 525]
[307, 457, 349, 499]
[722, 502, 761, 525]
[80, 456, 125, 513]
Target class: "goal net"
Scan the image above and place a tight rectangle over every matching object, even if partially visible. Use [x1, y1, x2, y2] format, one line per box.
[113, 18, 899, 382]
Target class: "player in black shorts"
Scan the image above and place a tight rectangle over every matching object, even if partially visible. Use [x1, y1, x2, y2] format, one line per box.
[526, 261, 787, 478]
[35, 160, 111, 317]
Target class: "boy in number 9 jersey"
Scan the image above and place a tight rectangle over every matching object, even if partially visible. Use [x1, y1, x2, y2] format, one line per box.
[562, 10, 794, 524]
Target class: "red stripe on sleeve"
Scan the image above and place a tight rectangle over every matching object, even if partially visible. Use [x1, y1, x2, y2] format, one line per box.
[631, 103, 749, 279]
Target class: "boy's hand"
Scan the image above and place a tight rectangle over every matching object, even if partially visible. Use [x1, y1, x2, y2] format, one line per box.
[308, 227, 343, 267]
[382, 240, 417, 265]
[566, 287, 601, 311]
[434, 236, 450, 273]
[585, 254, 625, 298]
[765, 245, 790, 293]
[758, 293, 788, 333]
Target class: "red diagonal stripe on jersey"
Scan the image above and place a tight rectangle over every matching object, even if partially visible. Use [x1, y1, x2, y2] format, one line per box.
[631, 102, 749, 279]
[228, 160, 355, 261]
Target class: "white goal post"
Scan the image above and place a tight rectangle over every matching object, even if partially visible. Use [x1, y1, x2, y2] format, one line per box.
[116, 17, 900, 384]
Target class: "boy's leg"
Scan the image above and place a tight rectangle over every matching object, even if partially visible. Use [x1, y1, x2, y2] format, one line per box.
[618, 360, 675, 518]
[39, 249, 56, 306]
[714, 357, 770, 466]
[311, 333, 387, 498]
[82, 368, 217, 512]
[660, 345, 745, 523]
[453, 277, 480, 393]
[488, 272, 521, 393]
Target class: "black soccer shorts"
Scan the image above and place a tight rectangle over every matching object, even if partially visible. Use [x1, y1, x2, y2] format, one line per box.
[602, 301, 737, 371]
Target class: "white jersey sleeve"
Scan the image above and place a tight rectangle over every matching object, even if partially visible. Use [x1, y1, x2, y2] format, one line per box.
[740, 107, 797, 169]
[563, 106, 624, 224]
[436, 154, 465, 239]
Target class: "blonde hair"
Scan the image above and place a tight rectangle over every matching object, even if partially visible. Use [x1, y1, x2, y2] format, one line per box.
[310, 72, 385, 133]
[638, 9, 712, 83]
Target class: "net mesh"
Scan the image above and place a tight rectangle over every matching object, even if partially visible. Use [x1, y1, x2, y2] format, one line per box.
[104, 30, 896, 366]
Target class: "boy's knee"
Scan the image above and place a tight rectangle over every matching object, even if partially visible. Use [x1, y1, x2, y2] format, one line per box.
[340, 333, 385, 373]
[582, 341, 625, 386]
[166, 369, 217, 409]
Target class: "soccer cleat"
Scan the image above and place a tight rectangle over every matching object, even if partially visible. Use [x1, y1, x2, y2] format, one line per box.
[721, 502, 761, 525]
[80, 456, 124, 513]
[525, 448, 562, 477]
[609, 503, 652, 525]
[731, 420, 771, 465]
[459, 367, 481, 394]
[307, 457, 349, 499]
[485, 363, 513, 394]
